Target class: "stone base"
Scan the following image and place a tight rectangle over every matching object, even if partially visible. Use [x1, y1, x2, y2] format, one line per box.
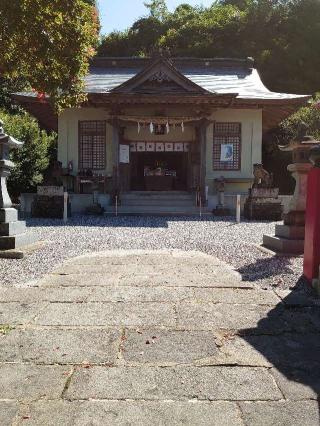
[244, 199, 283, 221]
[0, 220, 26, 236]
[0, 232, 37, 250]
[0, 241, 45, 259]
[283, 210, 305, 226]
[31, 195, 71, 219]
[213, 207, 231, 216]
[0, 207, 38, 251]
[263, 234, 304, 255]
[0, 208, 18, 223]
[275, 224, 305, 240]
[263, 223, 305, 255]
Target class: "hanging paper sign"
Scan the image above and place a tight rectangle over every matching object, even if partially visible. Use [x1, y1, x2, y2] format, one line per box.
[165, 143, 173, 152]
[146, 142, 155, 152]
[137, 142, 146, 152]
[184, 143, 190, 152]
[119, 144, 130, 163]
[156, 142, 165, 152]
[174, 143, 183, 152]
[130, 142, 137, 152]
[220, 144, 234, 162]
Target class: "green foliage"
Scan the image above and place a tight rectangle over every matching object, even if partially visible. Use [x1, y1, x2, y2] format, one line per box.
[98, 0, 320, 95]
[0, 109, 56, 196]
[0, 0, 99, 111]
[144, 0, 169, 21]
[280, 94, 320, 142]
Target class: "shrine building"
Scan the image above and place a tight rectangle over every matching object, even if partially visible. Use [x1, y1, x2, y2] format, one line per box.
[14, 56, 310, 215]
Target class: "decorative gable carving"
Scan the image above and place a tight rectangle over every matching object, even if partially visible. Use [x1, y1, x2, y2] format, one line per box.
[148, 71, 172, 83]
[111, 58, 210, 95]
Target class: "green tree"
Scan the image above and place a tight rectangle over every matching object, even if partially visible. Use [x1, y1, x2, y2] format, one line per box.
[0, 109, 56, 196]
[144, 0, 169, 21]
[0, 0, 99, 111]
[98, 0, 320, 95]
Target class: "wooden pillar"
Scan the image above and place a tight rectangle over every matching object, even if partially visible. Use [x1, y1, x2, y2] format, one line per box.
[198, 119, 211, 205]
[112, 120, 120, 193]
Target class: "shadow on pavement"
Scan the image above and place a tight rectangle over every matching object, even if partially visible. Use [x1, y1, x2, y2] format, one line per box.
[241, 282, 320, 413]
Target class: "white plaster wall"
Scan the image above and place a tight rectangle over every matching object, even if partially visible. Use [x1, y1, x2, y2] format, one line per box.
[58, 108, 113, 176]
[206, 109, 262, 188]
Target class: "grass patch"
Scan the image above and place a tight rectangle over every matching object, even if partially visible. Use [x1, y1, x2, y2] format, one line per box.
[0, 325, 14, 335]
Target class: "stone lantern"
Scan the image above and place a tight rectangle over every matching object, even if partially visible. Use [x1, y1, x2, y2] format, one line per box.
[0, 120, 36, 253]
[263, 128, 319, 254]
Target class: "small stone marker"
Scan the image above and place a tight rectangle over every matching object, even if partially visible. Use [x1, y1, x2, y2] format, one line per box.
[0, 120, 37, 254]
[63, 192, 68, 223]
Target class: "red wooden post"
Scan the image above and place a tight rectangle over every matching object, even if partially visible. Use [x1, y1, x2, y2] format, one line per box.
[303, 166, 320, 282]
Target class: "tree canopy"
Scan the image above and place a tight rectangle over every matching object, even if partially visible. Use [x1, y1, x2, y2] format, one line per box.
[0, 0, 99, 111]
[98, 0, 320, 95]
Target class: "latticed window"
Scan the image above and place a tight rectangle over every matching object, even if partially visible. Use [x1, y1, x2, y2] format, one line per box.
[213, 122, 241, 170]
[79, 121, 106, 170]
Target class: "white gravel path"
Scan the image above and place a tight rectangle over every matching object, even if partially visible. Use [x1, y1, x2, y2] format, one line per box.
[0, 215, 305, 289]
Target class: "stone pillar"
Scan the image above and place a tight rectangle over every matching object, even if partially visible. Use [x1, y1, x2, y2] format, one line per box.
[0, 121, 37, 254]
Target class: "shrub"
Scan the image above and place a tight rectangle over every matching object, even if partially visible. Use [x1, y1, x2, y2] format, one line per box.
[0, 109, 56, 197]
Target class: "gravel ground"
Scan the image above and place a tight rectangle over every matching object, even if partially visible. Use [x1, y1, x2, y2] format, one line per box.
[0, 215, 307, 290]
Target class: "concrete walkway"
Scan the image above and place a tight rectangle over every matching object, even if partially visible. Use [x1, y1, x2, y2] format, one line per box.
[0, 250, 319, 425]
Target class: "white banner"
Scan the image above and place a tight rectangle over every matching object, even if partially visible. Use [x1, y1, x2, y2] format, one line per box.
[119, 144, 130, 163]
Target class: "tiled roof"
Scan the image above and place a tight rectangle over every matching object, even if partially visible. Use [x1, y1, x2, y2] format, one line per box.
[84, 57, 308, 101]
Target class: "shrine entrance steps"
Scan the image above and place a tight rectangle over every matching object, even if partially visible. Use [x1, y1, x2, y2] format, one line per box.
[105, 191, 212, 216]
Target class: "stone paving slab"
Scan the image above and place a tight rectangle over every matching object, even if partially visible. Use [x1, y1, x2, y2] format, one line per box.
[23, 400, 243, 426]
[0, 363, 69, 401]
[1, 249, 319, 425]
[65, 366, 282, 401]
[0, 287, 92, 303]
[193, 288, 281, 304]
[35, 302, 176, 327]
[118, 272, 246, 288]
[38, 274, 121, 288]
[0, 302, 46, 325]
[176, 302, 278, 332]
[239, 400, 320, 426]
[0, 400, 19, 426]
[0, 328, 120, 364]
[87, 285, 193, 302]
[123, 329, 218, 366]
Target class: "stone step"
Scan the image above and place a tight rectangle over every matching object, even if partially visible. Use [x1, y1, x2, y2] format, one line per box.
[275, 224, 305, 240]
[122, 199, 195, 207]
[121, 193, 194, 201]
[263, 234, 304, 255]
[105, 205, 211, 216]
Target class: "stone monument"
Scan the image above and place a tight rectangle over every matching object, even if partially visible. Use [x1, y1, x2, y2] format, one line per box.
[263, 127, 319, 254]
[0, 120, 36, 253]
[213, 176, 230, 216]
[244, 164, 283, 221]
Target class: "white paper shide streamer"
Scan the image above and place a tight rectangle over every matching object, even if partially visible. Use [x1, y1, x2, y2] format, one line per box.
[150, 122, 154, 134]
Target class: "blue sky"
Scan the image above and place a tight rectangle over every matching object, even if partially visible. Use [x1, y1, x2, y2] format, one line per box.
[99, 0, 214, 34]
